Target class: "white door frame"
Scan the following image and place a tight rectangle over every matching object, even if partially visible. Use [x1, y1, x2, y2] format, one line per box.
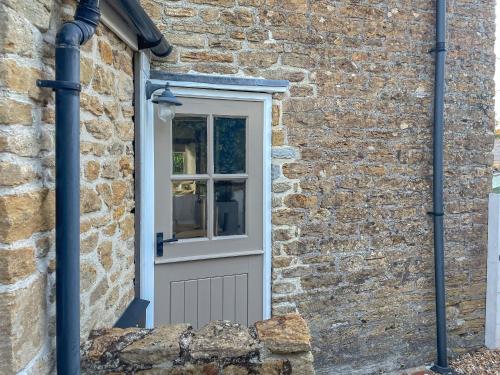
[139, 75, 277, 327]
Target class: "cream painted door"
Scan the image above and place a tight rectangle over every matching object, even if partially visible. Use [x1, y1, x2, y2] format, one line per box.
[154, 96, 263, 329]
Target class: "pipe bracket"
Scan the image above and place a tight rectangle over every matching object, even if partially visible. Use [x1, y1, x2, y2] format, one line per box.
[427, 211, 444, 217]
[37, 79, 82, 92]
[429, 42, 447, 54]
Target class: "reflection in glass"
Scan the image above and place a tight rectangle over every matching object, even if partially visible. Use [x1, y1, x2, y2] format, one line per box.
[214, 180, 245, 236]
[214, 117, 246, 174]
[172, 116, 207, 175]
[172, 180, 207, 239]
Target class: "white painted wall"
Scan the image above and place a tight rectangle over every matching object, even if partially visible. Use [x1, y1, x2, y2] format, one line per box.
[486, 193, 500, 348]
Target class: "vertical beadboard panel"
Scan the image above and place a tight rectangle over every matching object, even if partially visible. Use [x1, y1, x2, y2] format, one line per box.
[171, 282, 185, 324]
[198, 278, 211, 328]
[210, 277, 223, 321]
[185, 280, 198, 329]
[235, 274, 248, 326]
[223, 275, 236, 321]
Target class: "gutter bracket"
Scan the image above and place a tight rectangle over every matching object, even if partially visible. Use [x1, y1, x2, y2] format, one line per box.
[37, 79, 82, 92]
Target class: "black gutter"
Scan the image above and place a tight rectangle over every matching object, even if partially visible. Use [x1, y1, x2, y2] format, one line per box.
[104, 0, 172, 57]
[429, 0, 452, 373]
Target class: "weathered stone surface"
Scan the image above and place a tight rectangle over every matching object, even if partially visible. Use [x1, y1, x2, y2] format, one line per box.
[84, 160, 100, 181]
[0, 247, 35, 284]
[0, 160, 36, 186]
[0, 189, 54, 243]
[255, 314, 311, 354]
[286, 352, 314, 375]
[0, 276, 46, 373]
[190, 321, 258, 360]
[82, 327, 149, 362]
[0, 98, 32, 125]
[97, 241, 113, 270]
[85, 118, 113, 140]
[120, 324, 190, 365]
[81, 316, 315, 374]
[81, 188, 102, 213]
[0, 4, 34, 57]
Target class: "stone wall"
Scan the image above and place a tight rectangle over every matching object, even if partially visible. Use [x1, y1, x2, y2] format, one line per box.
[148, 0, 496, 373]
[82, 314, 315, 374]
[0, 1, 135, 373]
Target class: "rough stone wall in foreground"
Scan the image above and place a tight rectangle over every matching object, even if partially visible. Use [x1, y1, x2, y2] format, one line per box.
[0, 1, 135, 373]
[81, 314, 315, 375]
[148, 0, 496, 373]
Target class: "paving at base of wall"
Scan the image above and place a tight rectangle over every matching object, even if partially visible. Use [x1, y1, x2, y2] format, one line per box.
[81, 314, 315, 374]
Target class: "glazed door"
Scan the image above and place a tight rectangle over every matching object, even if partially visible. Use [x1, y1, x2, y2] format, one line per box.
[154, 96, 263, 329]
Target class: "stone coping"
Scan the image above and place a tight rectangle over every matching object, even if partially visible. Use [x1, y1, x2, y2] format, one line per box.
[81, 314, 315, 374]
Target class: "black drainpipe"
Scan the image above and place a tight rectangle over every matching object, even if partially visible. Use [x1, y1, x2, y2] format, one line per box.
[37, 1, 100, 373]
[36, 1, 172, 372]
[430, 0, 451, 373]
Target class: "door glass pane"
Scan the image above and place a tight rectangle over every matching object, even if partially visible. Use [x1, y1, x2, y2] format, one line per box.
[172, 180, 207, 239]
[172, 116, 207, 175]
[214, 117, 246, 174]
[214, 180, 245, 236]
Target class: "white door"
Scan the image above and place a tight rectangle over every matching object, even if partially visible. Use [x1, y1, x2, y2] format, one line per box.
[154, 96, 264, 328]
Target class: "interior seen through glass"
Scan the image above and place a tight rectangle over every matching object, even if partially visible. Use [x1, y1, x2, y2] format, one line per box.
[172, 180, 207, 239]
[214, 180, 246, 236]
[214, 117, 246, 174]
[172, 116, 207, 175]
[171, 115, 247, 239]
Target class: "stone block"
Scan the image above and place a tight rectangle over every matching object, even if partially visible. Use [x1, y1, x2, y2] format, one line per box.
[164, 7, 197, 17]
[255, 314, 311, 354]
[221, 9, 254, 26]
[190, 321, 258, 360]
[0, 189, 54, 243]
[120, 324, 190, 365]
[0, 59, 42, 99]
[0, 275, 45, 373]
[98, 40, 114, 65]
[0, 98, 32, 125]
[0, 160, 36, 186]
[81, 188, 102, 213]
[0, 247, 35, 284]
[238, 52, 278, 68]
[1, 0, 51, 32]
[0, 4, 34, 57]
[181, 51, 233, 63]
[82, 327, 149, 362]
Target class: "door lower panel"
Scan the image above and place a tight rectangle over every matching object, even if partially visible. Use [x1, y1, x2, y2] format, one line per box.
[154, 254, 262, 329]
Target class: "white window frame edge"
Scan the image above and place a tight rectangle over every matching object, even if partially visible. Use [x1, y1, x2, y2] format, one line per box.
[141, 78, 274, 323]
[135, 52, 157, 328]
[486, 193, 500, 348]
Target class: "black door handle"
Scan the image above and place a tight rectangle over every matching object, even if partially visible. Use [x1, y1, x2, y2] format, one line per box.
[156, 232, 178, 257]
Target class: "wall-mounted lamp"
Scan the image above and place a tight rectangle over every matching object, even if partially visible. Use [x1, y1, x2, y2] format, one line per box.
[146, 81, 182, 122]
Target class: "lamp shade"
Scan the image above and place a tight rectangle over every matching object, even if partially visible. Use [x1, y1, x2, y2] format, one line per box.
[152, 87, 182, 106]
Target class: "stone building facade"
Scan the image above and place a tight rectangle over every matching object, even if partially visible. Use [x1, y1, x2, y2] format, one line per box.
[0, 0, 496, 374]
[148, 0, 495, 373]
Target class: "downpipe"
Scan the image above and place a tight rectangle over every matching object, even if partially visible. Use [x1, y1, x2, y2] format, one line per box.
[429, 0, 453, 373]
[37, 1, 100, 373]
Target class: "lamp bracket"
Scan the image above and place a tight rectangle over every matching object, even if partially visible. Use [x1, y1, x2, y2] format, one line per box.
[145, 81, 167, 100]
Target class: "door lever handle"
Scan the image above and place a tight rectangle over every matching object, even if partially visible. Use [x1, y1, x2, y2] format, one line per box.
[156, 233, 178, 257]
